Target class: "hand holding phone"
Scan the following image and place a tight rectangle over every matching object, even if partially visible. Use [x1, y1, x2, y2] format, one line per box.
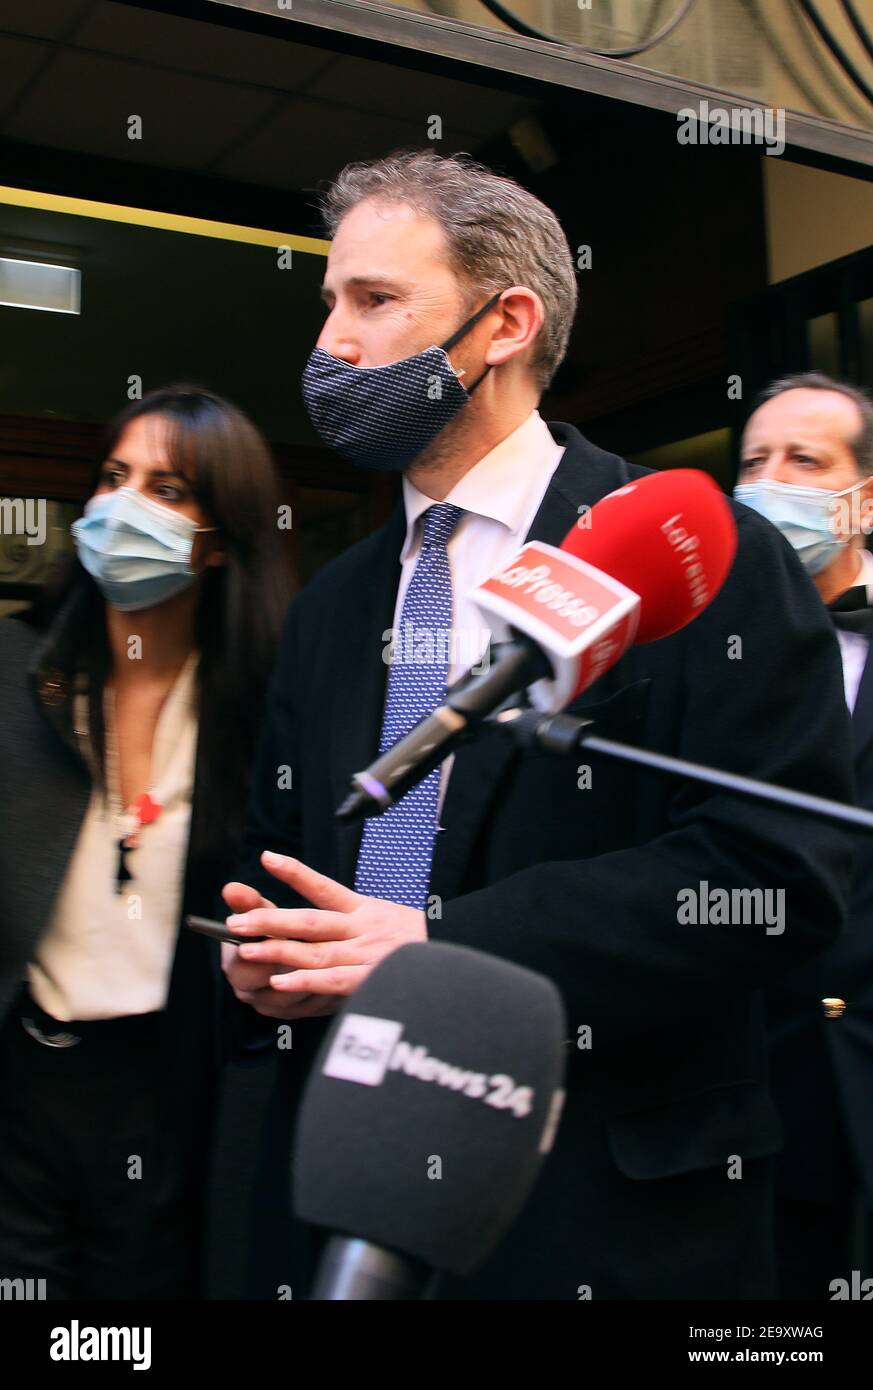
[185, 914, 268, 946]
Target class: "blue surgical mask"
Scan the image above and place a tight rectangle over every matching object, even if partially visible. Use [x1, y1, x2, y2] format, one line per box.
[301, 289, 504, 471]
[733, 477, 866, 576]
[71, 486, 216, 611]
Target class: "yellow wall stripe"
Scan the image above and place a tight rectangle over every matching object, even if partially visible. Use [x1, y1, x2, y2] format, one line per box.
[0, 184, 330, 255]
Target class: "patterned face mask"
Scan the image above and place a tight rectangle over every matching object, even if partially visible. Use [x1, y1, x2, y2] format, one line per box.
[71, 486, 216, 611]
[301, 289, 504, 472]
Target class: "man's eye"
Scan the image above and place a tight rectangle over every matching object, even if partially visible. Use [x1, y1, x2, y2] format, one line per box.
[368, 292, 391, 307]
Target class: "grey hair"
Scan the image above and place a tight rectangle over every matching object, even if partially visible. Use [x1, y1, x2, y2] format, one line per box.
[755, 371, 873, 476]
[319, 148, 578, 392]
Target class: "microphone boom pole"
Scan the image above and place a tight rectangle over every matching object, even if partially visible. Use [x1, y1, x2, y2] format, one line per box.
[497, 707, 873, 834]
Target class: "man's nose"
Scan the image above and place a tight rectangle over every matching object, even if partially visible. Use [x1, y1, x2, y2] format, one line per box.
[755, 454, 795, 484]
[766, 460, 798, 483]
[316, 310, 361, 364]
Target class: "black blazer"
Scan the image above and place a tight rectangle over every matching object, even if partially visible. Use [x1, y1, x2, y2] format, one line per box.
[769, 622, 873, 1203]
[236, 421, 856, 1300]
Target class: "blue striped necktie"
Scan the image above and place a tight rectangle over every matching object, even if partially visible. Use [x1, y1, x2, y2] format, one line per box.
[354, 502, 465, 908]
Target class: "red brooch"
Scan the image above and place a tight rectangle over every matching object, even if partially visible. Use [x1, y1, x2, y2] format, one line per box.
[133, 792, 162, 826]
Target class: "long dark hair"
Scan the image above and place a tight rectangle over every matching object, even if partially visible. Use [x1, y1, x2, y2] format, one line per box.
[36, 385, 292, 893]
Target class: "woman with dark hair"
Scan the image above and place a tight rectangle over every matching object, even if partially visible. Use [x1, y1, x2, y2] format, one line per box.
[0, 385, 291, 1299]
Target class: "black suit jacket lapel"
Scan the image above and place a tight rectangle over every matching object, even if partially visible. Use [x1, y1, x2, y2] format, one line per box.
[851, 638, 873, 763]
[430, 422, 631, 901]
[330, 506, 407, 888]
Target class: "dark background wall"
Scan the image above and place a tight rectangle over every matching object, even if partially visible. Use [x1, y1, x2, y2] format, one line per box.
[0, 200, 326, 437]
[0, 0, 770, 463]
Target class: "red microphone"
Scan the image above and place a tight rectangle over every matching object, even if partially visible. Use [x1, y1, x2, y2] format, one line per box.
[338, 469, 737, 819]
[471, 469, 737, 711]
[567, 469, 737, 640]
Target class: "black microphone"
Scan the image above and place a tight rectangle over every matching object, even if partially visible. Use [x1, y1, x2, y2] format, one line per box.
[335, 637, 547, 820]
[294, 942, 567, 1300]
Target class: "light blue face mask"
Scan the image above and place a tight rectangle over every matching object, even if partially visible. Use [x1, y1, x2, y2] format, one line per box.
[71, 486, 216, 611]
[733, 477, 866, 576]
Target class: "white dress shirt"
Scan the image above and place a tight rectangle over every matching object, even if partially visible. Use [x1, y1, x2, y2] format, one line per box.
[28, 653, 199, 1021]
[835, 548, 873, 714]
[394, 408, 565, 809]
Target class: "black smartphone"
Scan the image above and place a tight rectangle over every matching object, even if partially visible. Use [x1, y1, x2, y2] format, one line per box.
[184, 914, 268, 946]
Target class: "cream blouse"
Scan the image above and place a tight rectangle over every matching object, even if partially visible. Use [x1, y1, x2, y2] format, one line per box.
[28, 653, 199, 1022]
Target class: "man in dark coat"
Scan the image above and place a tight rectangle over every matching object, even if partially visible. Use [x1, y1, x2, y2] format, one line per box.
[737, 372, 873, 1297]
[222, 151, 855, 1300]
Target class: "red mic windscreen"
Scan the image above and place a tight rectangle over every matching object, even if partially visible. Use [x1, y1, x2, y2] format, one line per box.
[561, 469, 737, 642]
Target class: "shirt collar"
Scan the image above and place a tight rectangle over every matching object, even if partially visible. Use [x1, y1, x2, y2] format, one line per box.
[400, 409, 560, 561]
[857, 547, 873, 604]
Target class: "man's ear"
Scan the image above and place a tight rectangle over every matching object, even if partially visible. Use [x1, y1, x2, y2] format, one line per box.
[483, 285, 544, 369]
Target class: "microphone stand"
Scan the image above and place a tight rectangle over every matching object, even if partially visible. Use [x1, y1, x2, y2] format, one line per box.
[493, 706, 873, 834]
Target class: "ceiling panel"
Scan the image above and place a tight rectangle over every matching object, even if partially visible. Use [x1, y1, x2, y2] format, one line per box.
[76, 1, 334, 91]
[0, 2, 530, 196]
[0, 36, 56, 121]
[3, 49, 279, 169]
[214, 98, 436, 190]
[305, 54, 533, 136]
[0, 0, 94, 40]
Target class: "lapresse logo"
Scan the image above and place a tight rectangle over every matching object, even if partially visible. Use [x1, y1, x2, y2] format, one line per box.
[323, 1013, 535, 1119]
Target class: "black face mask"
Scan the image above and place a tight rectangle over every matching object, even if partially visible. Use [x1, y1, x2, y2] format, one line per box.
[300, 290, 504, 471]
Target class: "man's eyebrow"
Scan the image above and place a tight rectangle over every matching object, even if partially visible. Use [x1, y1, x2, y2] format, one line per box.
[741, 439, 827, 455]
[319, 275, 407, 302]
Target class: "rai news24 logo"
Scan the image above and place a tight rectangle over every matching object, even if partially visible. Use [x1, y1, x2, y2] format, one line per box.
[323, 1013, 536, 1119]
